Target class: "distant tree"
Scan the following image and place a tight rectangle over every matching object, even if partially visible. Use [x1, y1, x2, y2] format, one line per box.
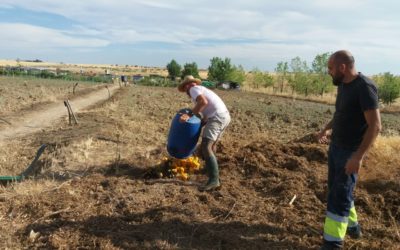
[228, 65, 246, 85]
[312, 52, 330, 74]
[275, 61, 289, 93]
[208, 57, 233, 83]
[312, 52, 333, 96]
[250, 68, 274, 89]
[16, 58, 22, 68]
[181, 62, 200, 79]
[289, 56, 311, 96]
[290, 56, 306, 73]
[262, 72, 274, 88]
[166, 59, 181, 80]
[378, 72, 400, 105]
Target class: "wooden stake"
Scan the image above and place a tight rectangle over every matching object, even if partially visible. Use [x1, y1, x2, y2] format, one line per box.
[64, 100, 78, 125]
[67, 100, 78, 125]
[64, 100, 72, 125]
[105, 85, 111, 99]
[72, 82, 78, 95]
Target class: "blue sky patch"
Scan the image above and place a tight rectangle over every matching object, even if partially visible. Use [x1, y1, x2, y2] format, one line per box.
[0, 6, 76, 29]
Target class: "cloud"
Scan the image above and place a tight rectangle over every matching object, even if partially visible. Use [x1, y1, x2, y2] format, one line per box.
[0, 23, 109, 48]
[0, 3, 12, 8]
[0, 0, 399, 73]
[1, 1, 396, 45]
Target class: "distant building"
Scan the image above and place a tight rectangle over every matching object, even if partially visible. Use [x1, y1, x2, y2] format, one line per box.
[132, 74, 144, 81]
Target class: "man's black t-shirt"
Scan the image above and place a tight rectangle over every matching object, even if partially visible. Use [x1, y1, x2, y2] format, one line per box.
[331, 73, 379, 150]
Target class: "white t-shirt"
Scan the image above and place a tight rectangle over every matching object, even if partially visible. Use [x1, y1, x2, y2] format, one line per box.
[189, 86, 228, 118]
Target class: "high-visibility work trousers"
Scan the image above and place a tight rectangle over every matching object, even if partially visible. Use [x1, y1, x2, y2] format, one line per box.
[323, 144, 359, 248]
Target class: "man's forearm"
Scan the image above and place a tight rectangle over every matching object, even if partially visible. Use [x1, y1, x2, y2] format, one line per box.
[192, 95, 208, 115]
[192, 103, 205, 115]
[354, 109, 382, 160]
[353, 123, 381, 160]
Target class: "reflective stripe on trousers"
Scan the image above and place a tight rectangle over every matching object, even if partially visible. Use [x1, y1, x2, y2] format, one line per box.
[324, 211, 348, 241]
[348, 202, 358, 227]
[323, 203, 358, 242]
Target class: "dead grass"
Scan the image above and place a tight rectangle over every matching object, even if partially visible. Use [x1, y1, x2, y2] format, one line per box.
[0, 179, 61, 200]
[381, 103, 400, 113]
[0, 179, 66, 249]
[0, 141, 34, 175]
[43, 136, 116, 179]
[0, 76, 99, 115]
[363, 135, 400, 180]
[242, 85, 337, 104]
[242, 85, 400, 113]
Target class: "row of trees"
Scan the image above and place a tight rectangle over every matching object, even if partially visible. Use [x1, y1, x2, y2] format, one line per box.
[274, 52, 333, 97]
[274, 53, 400, 105]
[166, 53, 333, 96]
[166, 57, 246, 84]
[166, 60, 200, 80]
[0, 67, 113, 83]
[166, 53, 400, 105]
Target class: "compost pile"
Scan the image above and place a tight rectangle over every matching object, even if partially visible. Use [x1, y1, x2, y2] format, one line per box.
[144, 156, 202, 181]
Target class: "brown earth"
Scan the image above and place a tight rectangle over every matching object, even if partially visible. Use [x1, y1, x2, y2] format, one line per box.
[0, 84, 119, 140]
[0, 84, 399, 249]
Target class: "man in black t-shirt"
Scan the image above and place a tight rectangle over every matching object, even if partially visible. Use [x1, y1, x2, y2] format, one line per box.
[317, 50, 381, 249]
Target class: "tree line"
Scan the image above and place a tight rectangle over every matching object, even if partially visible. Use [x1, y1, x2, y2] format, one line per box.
[0, 67, 113, 83]
[166, 53, 400, 105]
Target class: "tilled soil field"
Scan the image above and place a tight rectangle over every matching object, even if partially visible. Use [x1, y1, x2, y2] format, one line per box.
[0, 85, 399, 249]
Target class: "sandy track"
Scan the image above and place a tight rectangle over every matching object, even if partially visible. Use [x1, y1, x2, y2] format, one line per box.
[0, 85, 120, 141]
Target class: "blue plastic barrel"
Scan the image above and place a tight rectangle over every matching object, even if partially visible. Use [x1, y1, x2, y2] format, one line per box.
[167, 109, 201, 159]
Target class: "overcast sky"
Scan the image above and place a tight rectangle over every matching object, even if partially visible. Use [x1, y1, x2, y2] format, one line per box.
[0, 0, 399, 74]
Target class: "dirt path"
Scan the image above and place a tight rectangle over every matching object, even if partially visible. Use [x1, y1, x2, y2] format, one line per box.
[0, 85, 120, 141]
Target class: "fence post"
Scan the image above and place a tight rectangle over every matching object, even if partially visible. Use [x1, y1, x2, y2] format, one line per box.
[64, 100, 72, 125]
[64, 100, 78, 125]
[73, 82, 78, 95]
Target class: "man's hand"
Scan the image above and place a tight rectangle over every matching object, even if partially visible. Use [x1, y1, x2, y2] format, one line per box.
[345, 155, 363, 175]
[316, 129, 331, 144]
[179, 114, 190, 123]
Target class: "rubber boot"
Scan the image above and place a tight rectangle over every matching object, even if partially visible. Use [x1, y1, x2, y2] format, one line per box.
[198, 162, 208, 175]
[319, 242, 342, 250]
[347, 224, 362, 239]
[193, 149, 207, 175]
[199, 156, 220, 191]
